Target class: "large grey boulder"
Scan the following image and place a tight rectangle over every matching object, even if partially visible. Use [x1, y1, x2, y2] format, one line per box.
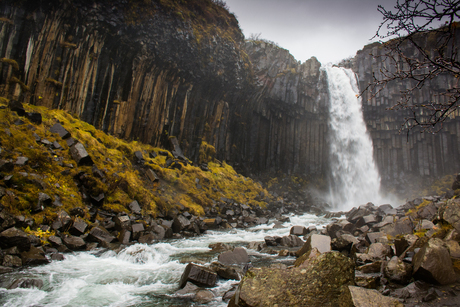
[413, 238, 457, 285]
[62, 235, 86, 250]
[295, 234, 331, 258]
[172, 215, 191, 233]
[367, 242, 393, 260]
[21, 246, 49, 265]
[49, 123, 71, 139]
[279, 234, 304, 247]
[234, 251, 355, 307]
[384, 256, 413, 284]
[87, 227, 115, 244]
[440, 199, 460, 233]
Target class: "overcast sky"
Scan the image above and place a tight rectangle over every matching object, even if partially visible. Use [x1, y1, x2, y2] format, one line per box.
[224, 0, 397, 64]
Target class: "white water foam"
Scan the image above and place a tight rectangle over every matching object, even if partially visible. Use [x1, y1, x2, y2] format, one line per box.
[0, 213, 331, 307]
[325, 65, 386, 211]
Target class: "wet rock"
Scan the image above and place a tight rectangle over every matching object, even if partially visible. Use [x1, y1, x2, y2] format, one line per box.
[50, 253, 65, 261]
[62, 235, 86, 250]
[0, 266, 14, 274]
[49, 123, 71, 139]
[48, 235, 63, 247]
[384, 256, 412, 284]
[87, 227, 115, 245]
[413, 238, 457, 285]
[235, 251, 354, 307]
[247, 241, 265, 251]
[209, 261, 240, 280]
[21, 245, 49, 265]
[218, 247, 249, 265]
[279, 234, 304, 247]
[0, 227, 30, 251]
[264, 236, 278, 246]
[194, 289, 214, 304]
[348, 286, 403, 307]
[8, 278, 44, 290]
[179, 262, 217, 289]
[69, 142, 94, 166]
[131, 223, 144, 240]
[51, 210, 72, 231]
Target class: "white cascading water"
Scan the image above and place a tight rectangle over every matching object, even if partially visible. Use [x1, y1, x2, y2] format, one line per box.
[325, 65, 383, 211]
[0, 213, 332, 307]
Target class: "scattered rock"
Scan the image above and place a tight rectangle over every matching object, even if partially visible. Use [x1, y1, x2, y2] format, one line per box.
[0, 227, 31, 251]
[179, 262, 217, 289]
[218, 247, 249, 265]
[69, 142, 94, 166]
[8, 278, 44, 290]
[348, 286, 404, 307]
[49, 122, 71, 139]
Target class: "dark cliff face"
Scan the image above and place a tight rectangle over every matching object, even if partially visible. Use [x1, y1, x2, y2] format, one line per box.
[0, 0, 329, 180]
[350, 38, 460, 193]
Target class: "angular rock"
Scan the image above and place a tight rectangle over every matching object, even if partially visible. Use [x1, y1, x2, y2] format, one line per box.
[279, 234, 304, 247]
[413, 238, 457, 285]
[69, 142, 94, 166]
[69, 217, 88, 235]
[381, 217, 413, 237]
[26, 112, 42, 124]
[48, 235, 63, 247]
[0, 227, 30, 251]
[51, 210, 72, 231]
[179, 262, 217, 289]
[290, 225, 307, 236]
[235, 252, 354, 307]
[193, 289, 214, 304]
[348, 286, 404, 307]
[9, 100, 25, 116]
[87, 227, 115, 244]
[62, 235, 86, 250]
[384, 256, 412, 284]
[133, 151, 144, 164]
[218, 247, 249, 265]
[264, 236, 278, 246]
[367, 242, 393, 260]
[128, 200, 142, 215]
[118, 229, 131, 244]
[114, 215, 131, 231]
[131, 223, 144, 240]
[15, 156, 28, 166]
[295, 234, 331, 258]
[2, 254, 22, 267]
[172, 215, 191, 233]
[21, 245, 49, 265]
[209, 261, 240, 280]
[49, 123, 71, 139]
[145, 168, 160, 183]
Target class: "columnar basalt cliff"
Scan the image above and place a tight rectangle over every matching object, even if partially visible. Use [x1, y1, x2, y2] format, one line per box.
[349, 40, 460, 193]
[0, 0, 330, 181]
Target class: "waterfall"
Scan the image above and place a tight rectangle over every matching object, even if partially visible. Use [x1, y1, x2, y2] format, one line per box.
[325, 65, 383, 210]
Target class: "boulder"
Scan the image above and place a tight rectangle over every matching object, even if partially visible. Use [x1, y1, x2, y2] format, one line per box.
[118, 229, 131, 244]
[145, 169, 160, 183]
[0, 227, 30, 251]
[367, 243, 393, 260]
[114, 215, 131, 231]
[384, 256, 413, 284]
[21, 245, 49, 265]
[9, 100, 25, 116]
[193, 289, 214, 304]
[264, 236, 277, 246]
[218, 247, 249, 265]
[247, 241, 265, 251]
[49, 123, 71, 139]
[172, 215, 191, 233]
[279, 234, 304, 247]
[2, 254, 22, 267]
[295, 234, 331, 258]
[62, 235, 86, 250]
[413, 238, 457, 285]
[51, 210, 72, 231]
[87, 227, 115, 244]
[235, 252, 354, 307]
[380, 217, 414, 237]
[209, 261, 240, 280]
[290, 225, 307, 236]
[48, 235, 63, 247]
[131, 223, 144, 240]
[209, 242, 232, 252]
[69, 142, 94, 166]
[348, 286, 404, 307]
[69, 217, 88, 235]
[128, 200, 142, 215]
[179, 262, 217, 288]
[446, 240, 460, 258]
[133, 151, 144, 164]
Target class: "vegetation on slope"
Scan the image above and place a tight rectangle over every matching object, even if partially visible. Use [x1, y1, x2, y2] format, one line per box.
[0, 101, 270, 229]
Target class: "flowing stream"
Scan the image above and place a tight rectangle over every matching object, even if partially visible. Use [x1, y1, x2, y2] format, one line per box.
[0, 213, 332, 307]
[325, 65, 384, 211]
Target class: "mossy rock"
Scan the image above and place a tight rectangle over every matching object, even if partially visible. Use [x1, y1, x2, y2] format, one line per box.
[235, 251, 355, 306]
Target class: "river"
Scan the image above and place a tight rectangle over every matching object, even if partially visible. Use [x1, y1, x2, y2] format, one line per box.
[0, 213, 333, 307]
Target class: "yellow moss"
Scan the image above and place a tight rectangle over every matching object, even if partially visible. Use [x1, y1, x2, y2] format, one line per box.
[198, 141, 216, 164]
[0, 96, 9, 105]
[1, 58, 19, 71]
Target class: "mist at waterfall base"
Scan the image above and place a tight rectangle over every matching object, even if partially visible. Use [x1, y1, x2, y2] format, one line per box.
[324, 65, 398, 211]
[0, 214, 332, 307]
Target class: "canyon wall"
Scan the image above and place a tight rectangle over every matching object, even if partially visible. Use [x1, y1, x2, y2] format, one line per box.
[350, 39, 460, 193]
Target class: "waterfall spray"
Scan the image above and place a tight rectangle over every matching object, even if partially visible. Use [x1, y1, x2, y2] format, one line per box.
[325, 65, 383, 210]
